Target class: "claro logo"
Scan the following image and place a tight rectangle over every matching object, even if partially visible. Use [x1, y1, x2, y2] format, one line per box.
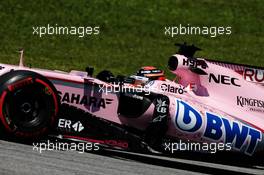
[160, 83, 187, 94]
[209, 73, 240, 87]
[244, 68, 264, 84]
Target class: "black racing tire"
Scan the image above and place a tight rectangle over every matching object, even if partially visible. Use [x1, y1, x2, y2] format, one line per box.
[0, 70, 59, 139]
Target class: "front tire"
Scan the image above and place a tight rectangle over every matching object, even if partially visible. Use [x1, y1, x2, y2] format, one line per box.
[0, 70, 59, 139]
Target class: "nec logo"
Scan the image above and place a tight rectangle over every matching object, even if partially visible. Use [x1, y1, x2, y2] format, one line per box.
[209, 74, 240, 87]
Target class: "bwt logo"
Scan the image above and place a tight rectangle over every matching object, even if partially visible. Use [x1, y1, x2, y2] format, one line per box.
[174, 99, 262, 155]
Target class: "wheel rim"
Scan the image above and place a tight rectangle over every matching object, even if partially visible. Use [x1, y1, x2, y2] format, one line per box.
[3, 83, 53, 130]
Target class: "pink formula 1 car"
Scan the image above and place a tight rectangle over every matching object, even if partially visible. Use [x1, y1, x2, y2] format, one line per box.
[0, 44, 263, 158]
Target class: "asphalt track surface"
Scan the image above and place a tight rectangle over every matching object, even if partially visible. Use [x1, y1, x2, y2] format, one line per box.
[0, 140, 263, 175]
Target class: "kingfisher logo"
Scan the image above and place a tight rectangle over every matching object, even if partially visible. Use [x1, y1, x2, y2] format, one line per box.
[174, 99, 262, 155]
[237, 96, 264, 108]
[237, 96, 264, 113]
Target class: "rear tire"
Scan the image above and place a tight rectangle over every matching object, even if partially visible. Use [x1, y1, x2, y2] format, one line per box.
[0, 70, 59, 139]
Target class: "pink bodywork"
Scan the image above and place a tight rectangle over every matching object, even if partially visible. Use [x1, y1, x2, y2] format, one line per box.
[0, 53, 263, 155]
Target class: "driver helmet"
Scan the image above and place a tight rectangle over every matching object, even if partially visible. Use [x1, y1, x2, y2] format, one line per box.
[136, 66, 166, 81]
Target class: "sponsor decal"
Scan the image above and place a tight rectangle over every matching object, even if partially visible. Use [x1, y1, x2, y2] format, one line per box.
[43, 86, 53, 95]
[183, 58, 207, 69]
[174, 99, 262, 155]
[72, 121, 84, 132]
[244, 68, 264, 84]
[145, 80, 155, 87]
[58, 91, 113, 109]
[139, 69, 162, 74]
[123, 93, 143, 100]
[237, 96, 264, 113]
[156, 99, 168, 114]
[153, 98, 169, 122]
[8, 78, 34, 91]
[209, 73, 240, 87]
[187, 83, 198, 92]
[153, 114, 167, 122]
[160, 83, 187, 94]
[104, 140, 128, 149]
[58, 119, 84, 132]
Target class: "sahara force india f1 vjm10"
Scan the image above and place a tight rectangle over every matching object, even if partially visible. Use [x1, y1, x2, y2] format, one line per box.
[0, 43, 264, 157]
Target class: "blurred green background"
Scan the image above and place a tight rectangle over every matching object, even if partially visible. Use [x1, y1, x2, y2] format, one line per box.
[0, 0, 263, 76]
